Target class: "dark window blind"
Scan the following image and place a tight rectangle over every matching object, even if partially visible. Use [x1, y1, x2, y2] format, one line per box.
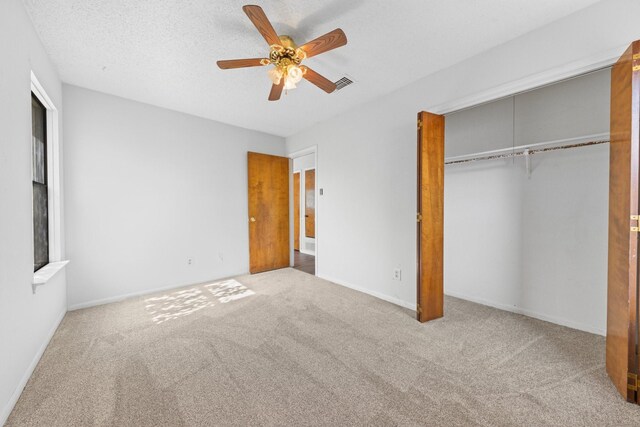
[32, 94, 49, 271]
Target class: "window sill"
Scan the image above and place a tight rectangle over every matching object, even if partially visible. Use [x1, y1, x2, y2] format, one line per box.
[32, 260, 69, 292]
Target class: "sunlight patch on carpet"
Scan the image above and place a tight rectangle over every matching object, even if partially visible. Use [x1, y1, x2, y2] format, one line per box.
[205, 279, 255, 303]
[144, 279, 255, 324]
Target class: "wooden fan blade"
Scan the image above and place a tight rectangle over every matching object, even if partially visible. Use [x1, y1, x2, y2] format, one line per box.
[299, 29, 347, 59]
[301, 66, 337, 93]
[217, 58, 268, 69]
[243, 5, 281, 47]
[268, 80, 284, 101]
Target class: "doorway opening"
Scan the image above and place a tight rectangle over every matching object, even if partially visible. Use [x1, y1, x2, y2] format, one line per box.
[290, 147, 317, 275]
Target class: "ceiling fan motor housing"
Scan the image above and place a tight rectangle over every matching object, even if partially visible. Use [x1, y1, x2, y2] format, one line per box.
[269, 35, 306, 69]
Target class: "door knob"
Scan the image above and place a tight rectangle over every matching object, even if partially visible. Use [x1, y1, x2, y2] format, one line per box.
[250, 217, 256, 222]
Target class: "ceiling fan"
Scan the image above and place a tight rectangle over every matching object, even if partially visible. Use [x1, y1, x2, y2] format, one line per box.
[217, 5, 348, 101]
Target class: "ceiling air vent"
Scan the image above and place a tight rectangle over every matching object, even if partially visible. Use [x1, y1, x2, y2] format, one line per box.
[334, 77, 354, 91]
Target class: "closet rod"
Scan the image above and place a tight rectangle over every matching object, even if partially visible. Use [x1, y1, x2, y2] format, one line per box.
[445, 139, 609, 165]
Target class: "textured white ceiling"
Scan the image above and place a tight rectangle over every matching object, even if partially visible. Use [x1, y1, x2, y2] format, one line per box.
[23, 0, 601, 137]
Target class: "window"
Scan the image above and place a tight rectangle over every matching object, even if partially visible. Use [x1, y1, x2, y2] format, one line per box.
[32, 94, 49, 271]
[30, 72, 67, 288]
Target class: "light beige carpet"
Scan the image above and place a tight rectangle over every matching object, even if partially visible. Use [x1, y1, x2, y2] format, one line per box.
[6, 268, 640, 426]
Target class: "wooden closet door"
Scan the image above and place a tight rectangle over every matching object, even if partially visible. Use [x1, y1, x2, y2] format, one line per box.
[416, 111, 445, 323]
[607, 40, 640, 403]
[247, 152, 290, 274]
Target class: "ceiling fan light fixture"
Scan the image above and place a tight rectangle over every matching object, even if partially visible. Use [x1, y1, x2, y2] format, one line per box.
[268, 67, 283, 85]
[284, 78, 297, 91]
[268, 64, 304, 93]
[287, 65, 303, 83]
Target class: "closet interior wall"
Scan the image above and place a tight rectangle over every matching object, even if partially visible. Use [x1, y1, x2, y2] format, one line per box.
[443, 68, 611, 335]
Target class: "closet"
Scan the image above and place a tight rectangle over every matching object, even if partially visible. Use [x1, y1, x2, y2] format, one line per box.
[418, 67, 610, 325]
[417, 39, 640, 404]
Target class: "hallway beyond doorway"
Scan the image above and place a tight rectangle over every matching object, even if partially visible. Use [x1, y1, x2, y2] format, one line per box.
[293, 250, 315, 275]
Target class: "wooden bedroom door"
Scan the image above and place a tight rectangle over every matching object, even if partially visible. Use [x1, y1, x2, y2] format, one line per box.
[607, 40, 640, 404]
[305, 169, 316, 238]
[247, 152, 290, 274]
[294, 172, 301, 250]
[416, 111, 445, 323]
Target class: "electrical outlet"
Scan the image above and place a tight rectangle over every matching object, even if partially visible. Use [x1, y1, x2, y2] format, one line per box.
[393, 268, 401, 281]
[187, 258, 193, 265]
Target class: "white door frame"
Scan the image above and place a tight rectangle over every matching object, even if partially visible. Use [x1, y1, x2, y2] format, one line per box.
[288, 146, 318, 274]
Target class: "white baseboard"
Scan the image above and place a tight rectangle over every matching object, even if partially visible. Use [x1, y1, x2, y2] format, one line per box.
[318, 274, 416, 311]
[315, 274, 604, 336]
[68, 273, 249, 311]
[444, 290, 605, 336]
[68, 283, 190, 311]
[1, 308, 66, 425]
[299, 248, 315, 256]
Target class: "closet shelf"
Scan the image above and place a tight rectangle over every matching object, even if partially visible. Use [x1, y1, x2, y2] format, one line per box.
[445, 133, 609, 165]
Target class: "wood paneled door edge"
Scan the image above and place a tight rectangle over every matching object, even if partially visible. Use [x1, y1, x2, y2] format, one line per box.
[625, 40, 640, 404]
[626, 39, 640, 405]
[416, 111, 445, 323]
[293, 171, 301, 251]
[606, 39, 640, 404]
[304, 168, 316, 239]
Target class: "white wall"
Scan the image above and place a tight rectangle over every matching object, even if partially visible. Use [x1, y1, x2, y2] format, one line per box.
[0, 0, 67, 423]
[63, 85, 285, 309]
[286, 0, 640, 330]
[293, 153, 316, 255]
[445, 146, 609, 334]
